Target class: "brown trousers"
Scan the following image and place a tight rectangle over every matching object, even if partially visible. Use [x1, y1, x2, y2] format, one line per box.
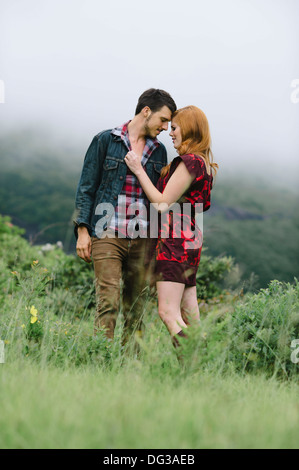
[91, 235, 153, 340]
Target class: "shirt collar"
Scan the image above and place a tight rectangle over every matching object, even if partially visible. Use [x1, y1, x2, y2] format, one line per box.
[111, 121, 160, 148]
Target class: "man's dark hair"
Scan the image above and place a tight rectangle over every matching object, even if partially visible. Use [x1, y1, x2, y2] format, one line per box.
[135, 88, 177, 115]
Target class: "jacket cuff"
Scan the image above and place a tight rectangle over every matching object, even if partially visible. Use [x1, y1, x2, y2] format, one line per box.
[73, 221, 92, 239]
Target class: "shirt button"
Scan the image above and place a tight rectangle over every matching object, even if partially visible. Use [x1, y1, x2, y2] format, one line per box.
[114, 196, 117, 200]
[120, 176, 123, 180]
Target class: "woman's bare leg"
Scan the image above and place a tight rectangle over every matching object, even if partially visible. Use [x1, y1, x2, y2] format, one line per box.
[156, 281, 186, 336]
[181, 286, 200, 326]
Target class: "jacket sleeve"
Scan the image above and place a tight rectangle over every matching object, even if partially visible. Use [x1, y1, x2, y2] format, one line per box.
[73, 133, 106, 237]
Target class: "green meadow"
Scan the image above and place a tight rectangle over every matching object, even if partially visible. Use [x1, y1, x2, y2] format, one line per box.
[1, 215, 299, 449]
[2, 363, 299, 449]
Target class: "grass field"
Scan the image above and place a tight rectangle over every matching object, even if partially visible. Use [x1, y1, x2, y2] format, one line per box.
[1, 360, 299, 449]
[1, 218, 299, 449]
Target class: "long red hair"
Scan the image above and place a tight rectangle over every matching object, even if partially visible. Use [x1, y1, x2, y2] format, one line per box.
[160, 105, 218, 178]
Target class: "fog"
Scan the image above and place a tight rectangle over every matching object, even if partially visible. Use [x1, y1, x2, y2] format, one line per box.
[1, 0, 299, 179]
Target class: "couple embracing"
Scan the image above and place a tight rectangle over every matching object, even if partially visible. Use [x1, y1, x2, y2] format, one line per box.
[74, 88, 218, 355]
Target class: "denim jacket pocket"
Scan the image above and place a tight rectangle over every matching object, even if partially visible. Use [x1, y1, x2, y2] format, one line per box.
[98, 157, 120, 197]
[103, 156, 119, 171]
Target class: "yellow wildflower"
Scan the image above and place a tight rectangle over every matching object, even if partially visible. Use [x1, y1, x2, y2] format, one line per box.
[30, 305, 37, 316]
[32, 260, 39, 265]
[30, 305, 38, 324]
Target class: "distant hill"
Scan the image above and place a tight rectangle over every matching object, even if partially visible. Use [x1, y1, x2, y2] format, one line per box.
[204, 175, 299, 289]
[0, 129, 84, 251]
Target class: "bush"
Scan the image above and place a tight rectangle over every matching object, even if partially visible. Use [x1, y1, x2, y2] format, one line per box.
[196, 249, 236, 300]
[228, 279, 299, 378]
[178, 279, 299, 379]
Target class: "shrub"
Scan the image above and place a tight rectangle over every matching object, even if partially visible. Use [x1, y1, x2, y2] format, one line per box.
[178, 279, 299, 379]
[228, 279, 299, 378]
[196, 249, 236, 300]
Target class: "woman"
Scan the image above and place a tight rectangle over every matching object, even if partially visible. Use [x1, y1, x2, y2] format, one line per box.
[124, 105, 218, 350]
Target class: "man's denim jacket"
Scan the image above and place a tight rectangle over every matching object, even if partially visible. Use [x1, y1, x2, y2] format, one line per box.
[74, 129, 167, 238]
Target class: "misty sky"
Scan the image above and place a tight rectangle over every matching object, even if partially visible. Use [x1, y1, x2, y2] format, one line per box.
[0, 0, 299, 174]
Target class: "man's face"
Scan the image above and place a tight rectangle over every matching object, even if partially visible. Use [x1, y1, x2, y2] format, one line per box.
[144, 105, 172, 138]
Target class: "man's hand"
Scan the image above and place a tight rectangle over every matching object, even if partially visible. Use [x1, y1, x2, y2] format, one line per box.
[76, 226, 92, 263]
[124, 151, 143, 176]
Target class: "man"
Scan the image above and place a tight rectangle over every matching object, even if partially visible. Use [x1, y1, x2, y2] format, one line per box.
[74, 88, 177, 343]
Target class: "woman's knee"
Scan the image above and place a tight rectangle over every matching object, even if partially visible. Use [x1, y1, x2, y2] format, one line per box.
[158, 306, 175, 326]
[158, 306, 182, 326]
[158, 307, 168, 324]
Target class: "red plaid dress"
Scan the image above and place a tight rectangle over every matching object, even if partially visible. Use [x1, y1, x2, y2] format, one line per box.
[155, 154, 213, 286]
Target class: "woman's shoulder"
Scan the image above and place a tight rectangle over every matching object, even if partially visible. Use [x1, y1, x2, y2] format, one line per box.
[178, 153, 211, 177]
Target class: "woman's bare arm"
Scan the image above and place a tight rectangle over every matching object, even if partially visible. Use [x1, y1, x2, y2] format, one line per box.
[125, 151, 193, 211]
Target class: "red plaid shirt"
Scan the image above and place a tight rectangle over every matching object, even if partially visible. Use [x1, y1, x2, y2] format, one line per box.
[108, 121, 159, 238]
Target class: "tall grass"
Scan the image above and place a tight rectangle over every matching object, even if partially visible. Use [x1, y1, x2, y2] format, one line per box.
[1, 216, 299, 448]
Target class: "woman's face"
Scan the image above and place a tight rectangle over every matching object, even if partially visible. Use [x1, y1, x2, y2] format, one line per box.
[169, 121, 182, 149]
